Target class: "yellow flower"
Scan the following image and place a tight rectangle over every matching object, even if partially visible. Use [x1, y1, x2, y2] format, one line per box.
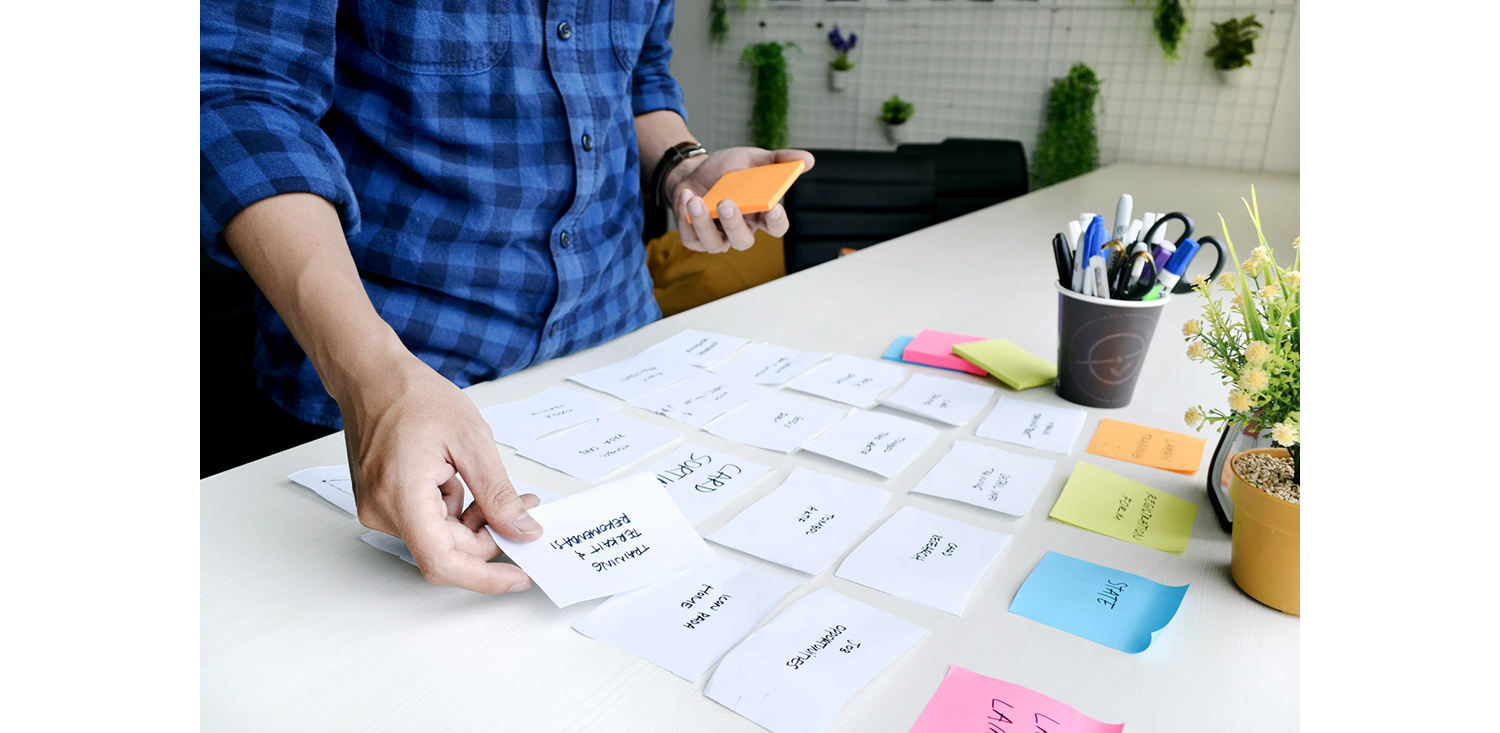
[1184, 406, 1205, 429]
[1228, 389, 1252, 413]
[1190, 274, 1209, 291]
[1243, 259, 1262, 277]
[1244, 341, 1271, 365]
[1216, 272, 1237, 290]
[1257, 284, 1279, 300]
[1182, 319, 1201, 336]
[1286, 271, 1300, 289]
[1271, 422, 1299, 446]
[1187, 342, 1207, 361]
[1292, 237, 1301, 250]
[1250, 246, 1273, 265]
[1239, 367, 1270, 392]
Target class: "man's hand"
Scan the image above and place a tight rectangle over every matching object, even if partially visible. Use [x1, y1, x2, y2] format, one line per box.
[340, 352, 545, 594]
[666, 147, 815, 253]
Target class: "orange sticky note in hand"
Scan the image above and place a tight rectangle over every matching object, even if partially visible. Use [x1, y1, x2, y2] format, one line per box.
[695, 160, 805, 220]
[1086, 418, 1208, 475]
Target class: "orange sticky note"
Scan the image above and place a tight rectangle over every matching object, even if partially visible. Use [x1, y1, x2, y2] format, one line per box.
[696, 160, 805, 220]
[1086, 418, 1208, 474]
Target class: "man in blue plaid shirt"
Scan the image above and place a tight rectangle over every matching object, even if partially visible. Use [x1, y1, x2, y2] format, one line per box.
[201, 1, 813, 593]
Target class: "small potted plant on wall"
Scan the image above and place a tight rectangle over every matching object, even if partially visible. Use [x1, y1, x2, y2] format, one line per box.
[1205, 14, 1263, 85]
[1183, 188, 1300, 615]
[878, 95, 914, 144]
[826, 25, 858, 91]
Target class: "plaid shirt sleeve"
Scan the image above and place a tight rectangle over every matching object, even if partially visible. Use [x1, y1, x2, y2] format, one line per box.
[631, 0, 688, 122]
[199, 0, 360, 268]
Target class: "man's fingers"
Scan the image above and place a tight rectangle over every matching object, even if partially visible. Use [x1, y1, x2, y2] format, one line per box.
[716, 200, 756, 251]
[462, 491, 540, 533]
[452, 436, 542, 543]
[686, 195, 730, 253]
[759, 204, 789, 238]
[772, 148, 815, 172]
[675, 189, 710, 252]
[438, 474, 466, 518]
[404, 512, 534, 594]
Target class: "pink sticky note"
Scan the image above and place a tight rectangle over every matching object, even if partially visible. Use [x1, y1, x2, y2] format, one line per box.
[903, 330, 988, 376]
[909, 666, 1123, 733]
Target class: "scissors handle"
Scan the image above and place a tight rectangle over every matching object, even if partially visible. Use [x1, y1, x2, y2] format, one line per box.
[1143, 211, 1195, 248]
[1171, 234, 1229, 294]
[1111, 250, 1159, 300]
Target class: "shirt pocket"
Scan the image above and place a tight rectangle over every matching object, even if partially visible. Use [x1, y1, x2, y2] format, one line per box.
[359, 0, 509, 74]
[610, 0, 661, 73]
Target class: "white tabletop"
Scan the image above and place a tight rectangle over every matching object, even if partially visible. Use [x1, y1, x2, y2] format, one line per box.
[202, 163, 1300, 732]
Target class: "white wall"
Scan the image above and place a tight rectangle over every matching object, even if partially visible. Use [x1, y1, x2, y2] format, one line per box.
[669, 0, 1300, 175]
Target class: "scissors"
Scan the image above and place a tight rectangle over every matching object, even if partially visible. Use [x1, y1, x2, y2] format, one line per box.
[1110, 249, 1159, 300]
[1141, 212, 1229, 294]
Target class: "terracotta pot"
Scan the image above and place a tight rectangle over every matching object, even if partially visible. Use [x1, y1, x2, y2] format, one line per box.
[1228, 447, 1299, 615]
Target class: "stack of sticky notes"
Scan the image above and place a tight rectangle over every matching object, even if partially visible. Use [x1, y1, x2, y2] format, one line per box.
[901, 330, 988, 375]
[1086, 418, 1209, 475]
[952, 338, 1056, 391]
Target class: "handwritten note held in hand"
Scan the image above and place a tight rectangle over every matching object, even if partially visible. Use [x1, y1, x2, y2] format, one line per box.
[1086, 418, 1208, 474]
[909, 666, 1123, 733]
[1049, 462, 1198, 553]
[1009, 551, 1189, 654]
[488, 472, 717, 607]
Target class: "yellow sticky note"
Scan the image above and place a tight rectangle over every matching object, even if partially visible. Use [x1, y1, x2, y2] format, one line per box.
[951, 338, 1056, 390]
[1086, 418, 1208, 475]
[696, 160, 806, 220]
[1049, 462, 1197, 553]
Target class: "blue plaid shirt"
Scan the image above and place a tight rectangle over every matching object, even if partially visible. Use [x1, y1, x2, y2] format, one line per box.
[201, 0, 685, 428]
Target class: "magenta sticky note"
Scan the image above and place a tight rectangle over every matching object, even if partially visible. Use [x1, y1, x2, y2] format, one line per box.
[908, 666, 1123, 733]
[902, 330, 988, 376]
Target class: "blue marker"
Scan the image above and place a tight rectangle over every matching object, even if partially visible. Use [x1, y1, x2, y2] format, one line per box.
[1154, 237, 1202, 293]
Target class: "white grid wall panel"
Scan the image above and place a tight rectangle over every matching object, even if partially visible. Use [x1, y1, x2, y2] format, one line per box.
[704, 0, 1298, 173]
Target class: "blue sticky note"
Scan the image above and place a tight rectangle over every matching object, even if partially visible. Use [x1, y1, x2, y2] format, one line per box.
[1008, 551, 1188, 653]
[882, 335, 914, 362]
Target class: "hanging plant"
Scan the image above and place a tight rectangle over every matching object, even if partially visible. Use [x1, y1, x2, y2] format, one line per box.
[741, 42, 797, 149]
[710, 0, 751, 49]
[1205, 14, 1263, 71]
[1151, 0, 1190, 62]
[1030, 63, 1100, 190]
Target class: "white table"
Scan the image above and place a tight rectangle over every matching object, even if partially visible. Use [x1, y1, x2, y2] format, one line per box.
[202, 164, 1300, 732]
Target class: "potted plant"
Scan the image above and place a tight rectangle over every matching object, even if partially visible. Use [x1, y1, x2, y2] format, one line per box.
[1030, 63, 1100, 189]
[877, 95, 914, 144]
[826, 25, 858, 91]
[741, 41, 797, 149]
[1133, 0, 1190, 63]
[1205, 14, 1263, 85]
[1182, 187, 1301, 615]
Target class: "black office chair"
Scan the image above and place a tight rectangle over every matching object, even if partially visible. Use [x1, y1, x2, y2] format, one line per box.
[780, 149, 937, 274]
[898, 138, 1029, 223]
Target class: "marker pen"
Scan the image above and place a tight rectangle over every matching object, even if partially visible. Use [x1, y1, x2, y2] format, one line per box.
[1154, 238, 1202, 293]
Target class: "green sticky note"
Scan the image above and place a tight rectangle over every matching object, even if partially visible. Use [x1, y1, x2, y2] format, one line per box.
[1049, 462, 1198, 553]
[951, 338, 1056, 390]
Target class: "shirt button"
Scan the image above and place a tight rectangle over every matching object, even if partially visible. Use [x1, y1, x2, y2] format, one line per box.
[557, 21, 572, 40]
[581, 134, 593, 152]
[550, 323, 560, 338]
[560, 230, 572, 248]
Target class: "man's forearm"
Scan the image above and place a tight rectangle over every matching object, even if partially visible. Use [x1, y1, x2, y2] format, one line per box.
[221, 193, 408, 405]
[634, 110, 705, 199]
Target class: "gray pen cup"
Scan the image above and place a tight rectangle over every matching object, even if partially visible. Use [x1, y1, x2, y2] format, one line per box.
[1055, 283, 1171, 409]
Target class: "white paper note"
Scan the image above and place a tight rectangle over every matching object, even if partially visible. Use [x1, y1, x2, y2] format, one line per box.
[487, 473, 717, 607]
[640, 328, 751, 367]
[784, 353, 909, 408]
[519, 413, 681, 483]
[801, 409, 940, 479]
[703, 392, 848, 453]
[974, 397, 1089, 455]
[288, 464, 358, 516]
[360, 482, 564, 566]
[572, 555, 800, 681]
[627, 372, 759, 428]
[876, 373, 996, 427]
[633, 442, 774, 523]
[707, 468, 891, 574]
[709, 343, 832, 385]
[479, 386, 617, 447]
[835, 506, 1011, 615]
[567, 354, 701, 401]
[910, 440, 1057, 516]
[704, 588, 927, 733]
